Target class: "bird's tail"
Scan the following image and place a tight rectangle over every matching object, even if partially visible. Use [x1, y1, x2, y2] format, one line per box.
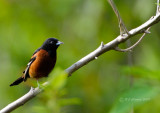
[10, 77, 24, 86]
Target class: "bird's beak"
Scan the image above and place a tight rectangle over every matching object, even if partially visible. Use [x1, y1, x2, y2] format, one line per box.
[56, 41, 64, 45]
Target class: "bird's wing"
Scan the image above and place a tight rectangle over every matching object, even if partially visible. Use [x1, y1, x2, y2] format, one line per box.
[23, 57, 36, 81]
[23, 48, 40, 81]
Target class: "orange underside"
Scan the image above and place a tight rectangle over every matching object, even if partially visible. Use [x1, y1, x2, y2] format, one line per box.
[29, 49, 56, 79]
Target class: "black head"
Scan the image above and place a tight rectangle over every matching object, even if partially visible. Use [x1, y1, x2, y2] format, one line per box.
[41, 38, 63, 51]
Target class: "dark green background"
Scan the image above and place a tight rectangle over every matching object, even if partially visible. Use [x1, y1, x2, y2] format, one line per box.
[0, 0, 160, 113]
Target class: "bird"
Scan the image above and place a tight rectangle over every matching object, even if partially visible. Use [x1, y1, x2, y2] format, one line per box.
[10, 38, 63, 86]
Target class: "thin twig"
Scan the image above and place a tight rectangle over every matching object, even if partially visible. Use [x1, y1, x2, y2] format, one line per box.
[114, 27, 151, 52]
[108, 0, 129, 35]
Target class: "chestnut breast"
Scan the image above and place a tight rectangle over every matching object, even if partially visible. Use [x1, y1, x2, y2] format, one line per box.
[29, 49, 56, 79]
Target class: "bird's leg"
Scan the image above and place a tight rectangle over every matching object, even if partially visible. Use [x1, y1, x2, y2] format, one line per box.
[37, 80, 40, 88]
[37, 79, 45, 89]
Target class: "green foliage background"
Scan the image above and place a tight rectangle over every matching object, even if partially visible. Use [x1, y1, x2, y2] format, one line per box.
[0, 0, 160, 113]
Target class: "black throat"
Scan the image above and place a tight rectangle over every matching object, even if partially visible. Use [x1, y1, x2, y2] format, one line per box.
[47, 50, 57, 58]
[41, 46, 57, 58]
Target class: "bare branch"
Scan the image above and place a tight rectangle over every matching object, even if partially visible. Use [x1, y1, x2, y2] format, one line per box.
[66, 14, 160, 75]
[114, 27, 151, 52]
[1, 2, 160, 113]
[0, 87, 42, 113]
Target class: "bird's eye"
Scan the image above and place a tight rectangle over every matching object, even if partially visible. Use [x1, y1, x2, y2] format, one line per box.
[49, 40, 53, 44]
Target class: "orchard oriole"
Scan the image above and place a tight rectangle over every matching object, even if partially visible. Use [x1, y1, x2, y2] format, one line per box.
[10, 38, 63, 86]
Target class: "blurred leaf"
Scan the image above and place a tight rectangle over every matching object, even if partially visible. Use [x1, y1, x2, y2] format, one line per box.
[47, 68, 67, 90]
[41, 68, 68, 100]
[32, 68, 81, 113]
[58, 98, 81, 106]
[121, 66, 160, 80]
